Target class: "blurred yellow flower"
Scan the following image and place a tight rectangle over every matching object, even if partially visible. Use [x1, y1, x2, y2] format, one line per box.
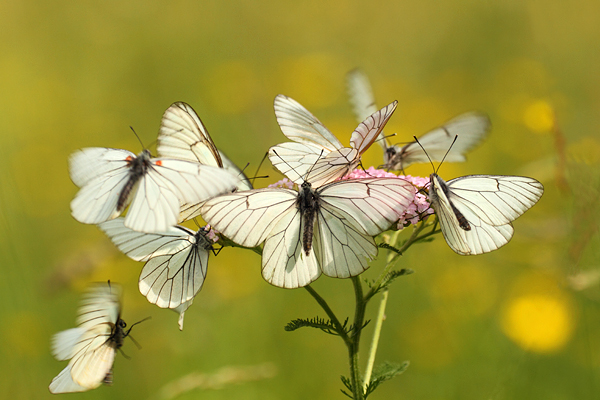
[501, 292, 575, 353]
[523, 99, 555, 133]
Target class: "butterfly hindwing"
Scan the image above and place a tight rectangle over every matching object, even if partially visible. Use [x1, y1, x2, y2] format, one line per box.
[429, 174, 543, 255]
[50, 283, 125, 394]
[99, 218, 211, 310]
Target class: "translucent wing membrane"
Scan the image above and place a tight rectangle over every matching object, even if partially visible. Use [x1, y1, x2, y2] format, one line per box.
[346, 69, 389, 151]
[386, 113, 490, 170]
[99, 218, 212, 311]
[261, 206, 321, 288]
[50, 283, 124, 394]
[345, 69, 490, 171]
[429, 174, 543, 255]
[69, 148, 239, 233]
[346, 70, 380, 128]
[273, 94, 343, 151]
[157, 101, 222, 166]
[201, 189, 298, 248]
[269, 93, 397, 186]
[201, 178, 416, 288]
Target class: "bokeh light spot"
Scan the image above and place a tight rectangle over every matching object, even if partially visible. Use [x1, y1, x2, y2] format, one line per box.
[523, 99, 555, 133]
[500, 272, 576, 353]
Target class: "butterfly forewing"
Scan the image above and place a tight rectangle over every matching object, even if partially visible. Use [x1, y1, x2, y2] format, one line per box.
[70, 147, 239, 233]
[386, 113, 490, 170]
[50, 283, 125, 394]
[201, 177, 416, 288]
[157, 102, 222, 167]
[274, 94, 343, 150]
[318, 178, 417, 234]
[201, 189, 298, 248]
[346, 69, 389, 152]
[69, 148, 135, 188]
[349, 100, 397, 154]
[429, 173, 543, 255]
[268, 142, 325, 184]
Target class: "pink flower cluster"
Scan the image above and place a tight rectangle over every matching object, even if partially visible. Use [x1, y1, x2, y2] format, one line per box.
[343, 167, 434, 228]
[204, 225, 220, 243]
[268, 177, 295, 189]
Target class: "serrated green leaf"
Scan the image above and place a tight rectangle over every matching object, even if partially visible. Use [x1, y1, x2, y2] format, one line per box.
[284, 317, 341, 335]
[365, 361, 410, 398]
[377, 242, 403, 254]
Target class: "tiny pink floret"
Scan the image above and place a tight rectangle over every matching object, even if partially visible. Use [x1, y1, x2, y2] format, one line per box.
[268, 178, 295, 189]
[204, 225, 220, 243]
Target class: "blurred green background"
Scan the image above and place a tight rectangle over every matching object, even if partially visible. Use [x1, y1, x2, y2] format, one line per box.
[1, 0, 599, 399]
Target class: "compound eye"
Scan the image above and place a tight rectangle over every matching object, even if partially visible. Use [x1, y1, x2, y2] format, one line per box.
[119, 320, 127, 328]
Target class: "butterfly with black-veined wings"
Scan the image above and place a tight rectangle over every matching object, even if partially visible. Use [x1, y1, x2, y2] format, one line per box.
[200, 176, 417, 288]
[157, 101, 253, 222]
[268, 94, 398, 187]
[49, 283, 138, 393]
[69, 146, 240, 234]
[346, 69, 490, 171]
[98, 218, 215, 330]
[428, 173, 543, 255]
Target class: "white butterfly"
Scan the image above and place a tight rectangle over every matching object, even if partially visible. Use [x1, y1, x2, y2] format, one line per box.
[98, 218, 215, 329]
[428, 173, 544, 255]
[346, 69, 490, 171]
[49, 283, 129, 393]
[157, 101, 253, 221]
[201, 177, 416, 288]
[69, 147, 239, 233]
[268, 94, 398, 187]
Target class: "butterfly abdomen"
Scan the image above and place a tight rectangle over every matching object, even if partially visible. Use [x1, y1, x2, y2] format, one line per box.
[451, 203, 471, 230]
[118, 152, 151, 211]
[298, 182, 319, 255]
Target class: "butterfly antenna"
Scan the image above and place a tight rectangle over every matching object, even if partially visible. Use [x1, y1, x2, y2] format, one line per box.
[303, 149, 325, 181]
[129, 126, 146, 150]
[413, 135, 437, 174]
[251, 152, 269, 185]
[272, 148, 324, 183]
[125, 316, 152, 337]
[377, 132, 397, 144]
[436, 134, 459, 174]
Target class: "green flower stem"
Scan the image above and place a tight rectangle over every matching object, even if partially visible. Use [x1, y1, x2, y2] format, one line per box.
[303, 285, 350, 345]
[349, 276, 366, 400]
[302, 221, 442, 399]
[361, 221, 441, 391]
[362, 287, 389, 391]
[362, 229, 399, 390]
